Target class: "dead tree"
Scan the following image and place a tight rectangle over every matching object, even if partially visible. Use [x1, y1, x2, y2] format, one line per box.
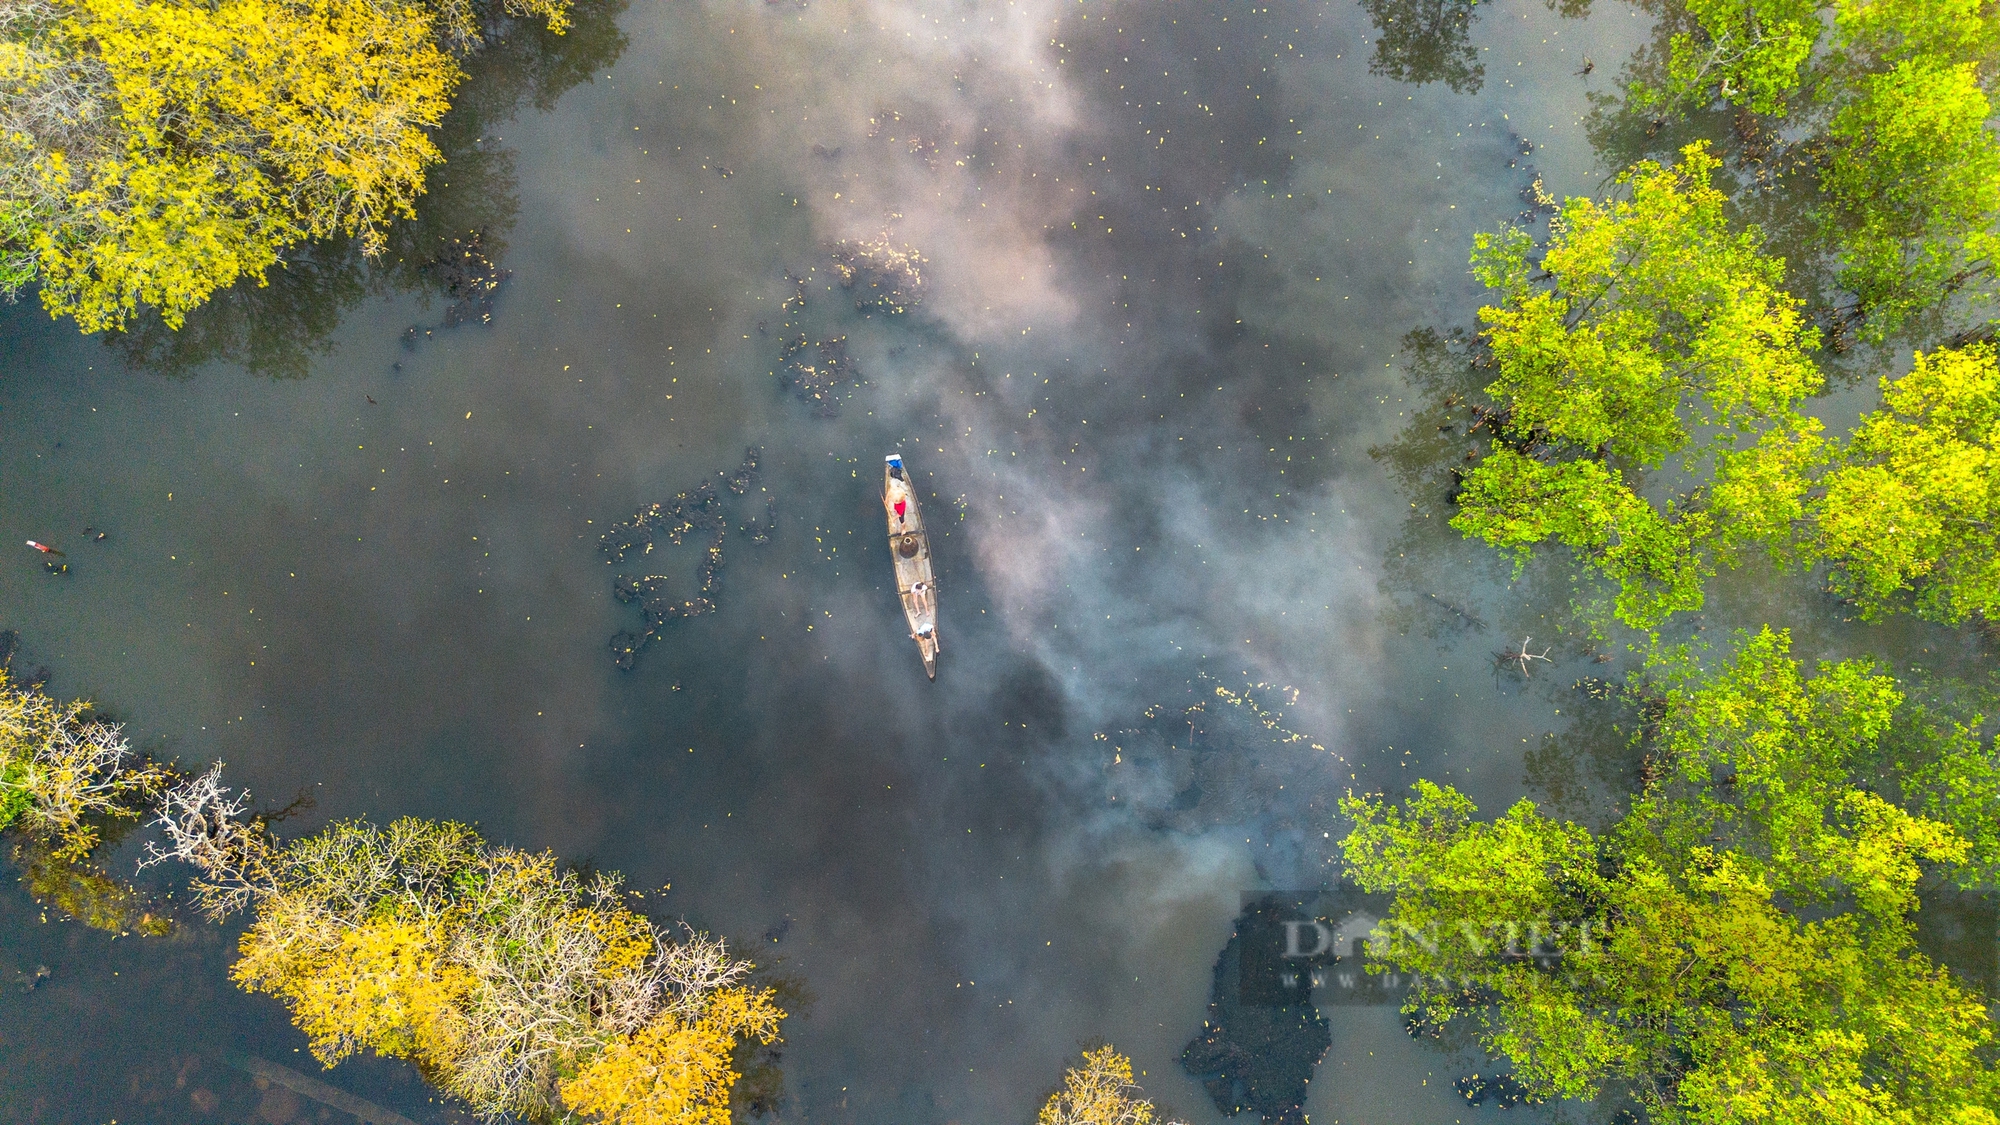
[1496, 635, 1553, 678]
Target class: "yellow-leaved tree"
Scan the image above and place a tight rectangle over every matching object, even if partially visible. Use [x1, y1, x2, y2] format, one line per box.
[147, 781, 784, 1123]
[559, 984, 785, 1125]
[243, 914, 472, 1069]
[0, 0, 570, 331]
[1039, 1046, 1183, 1125]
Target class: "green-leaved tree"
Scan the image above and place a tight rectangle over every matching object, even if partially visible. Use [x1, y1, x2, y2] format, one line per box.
[1453, 142, 1824, 629]
[1624, 0, 2000, 338]
[1342, 629, 2000, 1122]
[1641, 0, 1824, 117]
[1814, 342, 2000, 624]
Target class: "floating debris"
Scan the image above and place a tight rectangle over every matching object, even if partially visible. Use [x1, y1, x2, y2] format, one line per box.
[1103, 672, 1338, 832]
[829, 237, 924, 314]
[601, 449, 774, 669]
[424, 227, 511, 327]
[768, 268, 867, 417]
[779, 334, 856, 417]
[733, 453, 779, 544]
[1455, 1071, 1544, 1108]
[906, 133, 941, 170]
[1495, 634, 1554, 679]
[865, 110, 943, 168]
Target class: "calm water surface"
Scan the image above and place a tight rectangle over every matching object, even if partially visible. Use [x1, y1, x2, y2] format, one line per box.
[3, 2, 1972, 1123]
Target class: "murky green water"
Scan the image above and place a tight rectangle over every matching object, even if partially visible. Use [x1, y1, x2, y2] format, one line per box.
[0, 2, 1988, 1123]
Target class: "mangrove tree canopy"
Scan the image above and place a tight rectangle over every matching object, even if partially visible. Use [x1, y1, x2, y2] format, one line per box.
[1453, 142, 1825, 629]
[1342, 629, 2000, 1122]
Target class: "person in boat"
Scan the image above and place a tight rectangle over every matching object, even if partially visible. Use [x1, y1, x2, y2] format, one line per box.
[887, 460, 910, 524]
[909, 580, 929, 613]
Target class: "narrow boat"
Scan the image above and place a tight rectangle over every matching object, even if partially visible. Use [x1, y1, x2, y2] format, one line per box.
[882, 453, 939, 678]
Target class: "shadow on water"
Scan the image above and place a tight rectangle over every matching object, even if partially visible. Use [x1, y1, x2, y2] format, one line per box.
[1519, 673, 1651, 829]
[1357, 0, 1488, 94]
[1918, 888, 2000, 999]
[1180, 895, 1331, 1125]
[98, 1, 630, 380]
[727, 959, 815, 1123]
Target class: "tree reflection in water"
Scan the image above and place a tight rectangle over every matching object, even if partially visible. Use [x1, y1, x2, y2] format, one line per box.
[1357, 0, 1486, 94]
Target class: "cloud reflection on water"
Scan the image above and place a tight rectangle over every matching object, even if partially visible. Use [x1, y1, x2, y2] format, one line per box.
[0, 1, 1667, 1123]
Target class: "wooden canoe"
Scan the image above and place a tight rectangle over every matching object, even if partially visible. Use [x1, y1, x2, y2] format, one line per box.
[882, 453, 939, 678]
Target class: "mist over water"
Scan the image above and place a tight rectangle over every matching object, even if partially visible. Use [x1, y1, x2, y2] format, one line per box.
[0, 1, 1813, 1123]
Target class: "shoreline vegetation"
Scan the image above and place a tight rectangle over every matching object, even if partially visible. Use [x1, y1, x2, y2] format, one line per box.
[1343, 631, 2000, 1121]
[0, 0, 574, 333]
[1455, 141, 1999, 633]
[0, 665, 174, 936]
[147, 771, 786, 1124]
[0, 667, 785, 1123]
[1357, 0, 2000, 1119]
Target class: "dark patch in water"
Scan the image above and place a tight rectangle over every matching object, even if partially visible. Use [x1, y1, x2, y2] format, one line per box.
[987, 662, 1068, 742]
[421, 227, 511, 327]
[779, 333, 857, 417]
[601, 449, 773, 669]
[1180, 895, 1330, 1125]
